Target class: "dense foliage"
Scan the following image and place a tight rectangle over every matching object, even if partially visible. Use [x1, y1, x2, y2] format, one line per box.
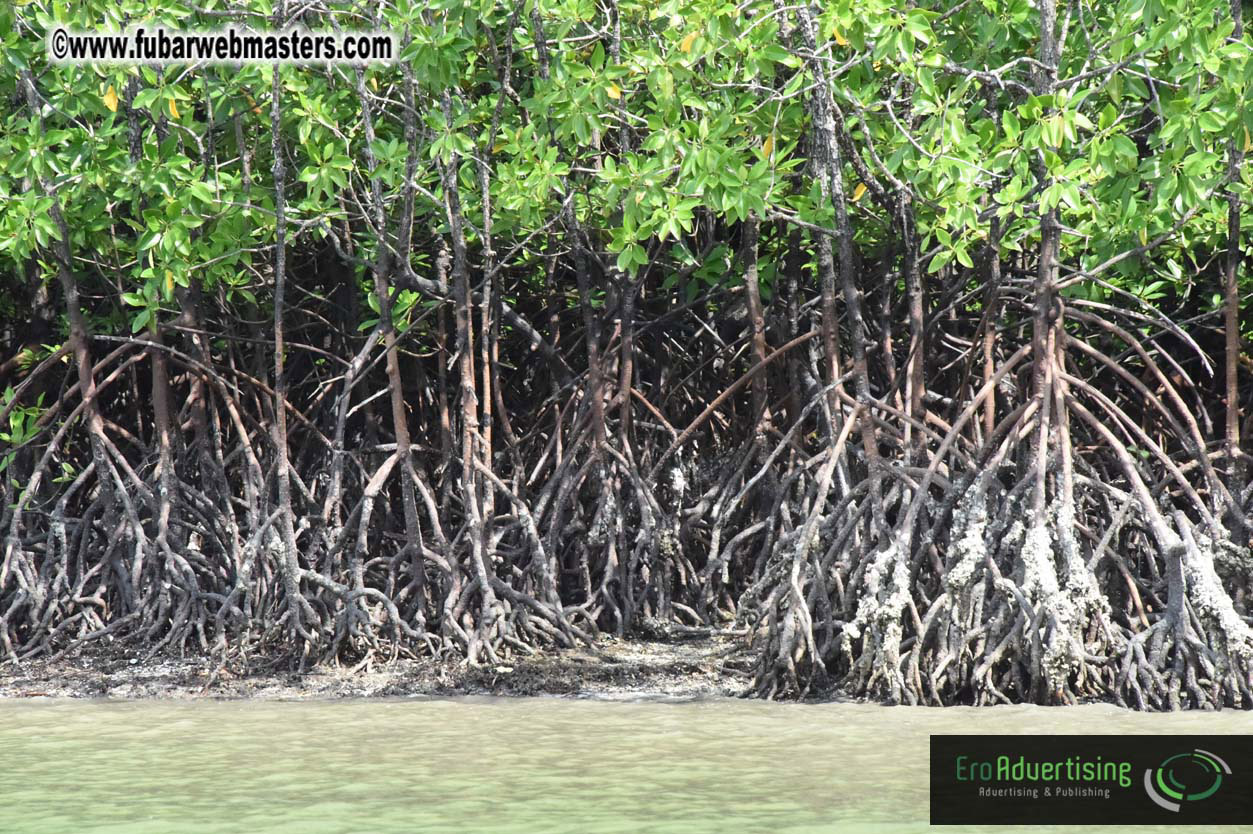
[1, 0, 1250, 708]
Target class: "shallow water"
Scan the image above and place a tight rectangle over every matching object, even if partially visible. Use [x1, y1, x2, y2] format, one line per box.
[1, 698, 1251, 833]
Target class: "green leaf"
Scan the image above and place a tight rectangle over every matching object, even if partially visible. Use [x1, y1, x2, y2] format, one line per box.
[137, 229, 163, 251]
[131, 308, 152, 333]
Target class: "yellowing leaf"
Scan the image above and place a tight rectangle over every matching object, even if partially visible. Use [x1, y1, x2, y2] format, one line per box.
[852, 183, 867, 202]
[1245, 126, 1251, 152]
[762, 134, 774, 158]
[165, 270, 174, 295]
[607, 83, 621, 100]
[492, 141, 507, 154]
[246, 94, 261, 116]
[680, 32, 697, 53]
[103, 85, 118, 113]
[370, 76, 378, 92]
[169, 98, 180, 120]
[833, 27, 848, 47]
[1139, 227, 1147, 245]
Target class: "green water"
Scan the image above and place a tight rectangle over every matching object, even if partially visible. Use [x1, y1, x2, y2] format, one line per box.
[1, 698, 1251, 833]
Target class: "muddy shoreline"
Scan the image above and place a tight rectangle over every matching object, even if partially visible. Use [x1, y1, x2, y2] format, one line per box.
[0, 633, 777, 701]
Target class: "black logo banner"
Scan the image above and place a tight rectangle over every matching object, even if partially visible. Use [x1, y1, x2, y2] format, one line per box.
[930, 734, 1253, 825]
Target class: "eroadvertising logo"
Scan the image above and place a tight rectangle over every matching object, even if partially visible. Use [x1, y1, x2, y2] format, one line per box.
[1143, 748, 1230, 812]
[930, 735, 1253, 825]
